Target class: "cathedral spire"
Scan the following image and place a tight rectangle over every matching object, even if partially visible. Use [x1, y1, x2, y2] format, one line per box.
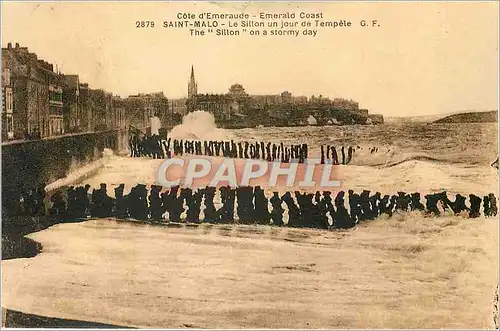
[188, 65, 197, 99]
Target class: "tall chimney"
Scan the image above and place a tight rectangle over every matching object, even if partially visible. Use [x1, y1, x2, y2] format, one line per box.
[7, 42, 12, 49]
[15, 43, 19, 48]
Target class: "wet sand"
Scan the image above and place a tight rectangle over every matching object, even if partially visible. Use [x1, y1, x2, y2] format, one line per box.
[2, 214, 497, 329]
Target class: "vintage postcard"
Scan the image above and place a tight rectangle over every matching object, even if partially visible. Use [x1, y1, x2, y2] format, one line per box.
[1, 1, 498, 329]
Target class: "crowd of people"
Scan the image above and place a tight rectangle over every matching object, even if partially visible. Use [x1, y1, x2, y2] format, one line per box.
[320, 145, 357, 165]
[129, 134, 359, 165]
[18, 184, 498, 230]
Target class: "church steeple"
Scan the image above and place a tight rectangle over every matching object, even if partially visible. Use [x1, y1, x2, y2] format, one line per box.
[188, 65, 197, 99]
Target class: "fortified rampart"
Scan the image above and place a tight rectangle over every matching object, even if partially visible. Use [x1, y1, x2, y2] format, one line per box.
[1, 129, 128, 216]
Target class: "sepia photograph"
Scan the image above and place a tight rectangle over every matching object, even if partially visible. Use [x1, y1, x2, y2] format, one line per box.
[1, 1, 499, 329]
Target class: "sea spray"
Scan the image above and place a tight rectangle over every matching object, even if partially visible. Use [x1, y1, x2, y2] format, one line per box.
[150, 116, 162, 136]
[45, 160, 104, 192]
[168, 111, 234, 141]
[44, 148, 114, 192]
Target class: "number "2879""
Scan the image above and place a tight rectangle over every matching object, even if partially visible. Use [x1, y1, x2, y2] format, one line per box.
[136, 21, 155, 28]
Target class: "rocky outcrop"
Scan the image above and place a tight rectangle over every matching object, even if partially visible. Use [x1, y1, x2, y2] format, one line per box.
[368, 114, 384, 124]
[433, 110, 497, 123]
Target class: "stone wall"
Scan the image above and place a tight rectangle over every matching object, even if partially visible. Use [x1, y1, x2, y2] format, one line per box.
[2, 129, 128, 216]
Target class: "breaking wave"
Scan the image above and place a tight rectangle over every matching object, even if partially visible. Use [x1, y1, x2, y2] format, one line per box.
[380, 154, 447, 168]
[345, 146, 447, 168]
[168, 111, 233, 141]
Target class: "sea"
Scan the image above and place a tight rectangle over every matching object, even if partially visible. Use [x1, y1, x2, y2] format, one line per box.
[82, 112, 498, 197]
[2, 112, 498, 329]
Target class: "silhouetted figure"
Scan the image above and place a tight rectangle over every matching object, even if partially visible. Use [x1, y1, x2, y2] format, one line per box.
[437, 191, 453, 213]
[359, 190, 371, 221]
[270, 192, 284, 226]
[217, 186, 229, 223]
[238, 142, 243, 159]
[168, 186, 184, 222]
[226, 187, 236, 222]
[286, 147, 292, 163]
[254, 186, 270, 225]
[34, 184, 47, 216]
[348, 190, 361, 224]
[237, 186, 254, 223]
[334, 191, 354, 228]
[369, 192, 381, 218]
[114, 184, 128, 218]
[129, 136, 136, 156]
[91, 187, 99, 217]
[468, 194, 482, 218]
[389, 195, 398, 216]
[409, 193, 425, 211]
[483, 195, 491, 217]
[489, 193, 497, 216]
[95, 183, 112, 218]
[123, 186, 137, 218]
[425, 193, 440, 216]
[244, 142, 249, 159]
[450, 194, 469, 215]
[49, 190, 66, 217]
[272, 144, 277, 161]
[160, 188, 171, 221]
[203, 187, 218, 223]
[218, 186, 236, 223]
[346, 146, 353, 164]
[331, 146, 339, 165]
[379, 194, 392, 216]
[322, 191, 335, 226]
[73, 185, 87, 218]
[82, 184, 92, 216]
[297, 192, 315, 228]
[128, 184, 148, 220]
[66, 186, 77, 218]
[314, 192, 330, 229]
[149, 185, 163, 221]
[395, 191, 410, 212]
[184, 188, 202, 223]
[249, 143, 256, 159]
[282, 192, 301, 227]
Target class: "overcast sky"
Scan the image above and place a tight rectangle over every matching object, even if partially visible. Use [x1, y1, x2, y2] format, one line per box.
[2, 1, 498, 117]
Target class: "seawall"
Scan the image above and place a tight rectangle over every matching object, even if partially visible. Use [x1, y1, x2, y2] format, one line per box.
[1, 129, 128, 217]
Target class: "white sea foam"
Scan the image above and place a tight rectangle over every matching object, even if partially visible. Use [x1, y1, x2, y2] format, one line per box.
[168, 111, 234, 141]
[44, 148, 115, 192]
